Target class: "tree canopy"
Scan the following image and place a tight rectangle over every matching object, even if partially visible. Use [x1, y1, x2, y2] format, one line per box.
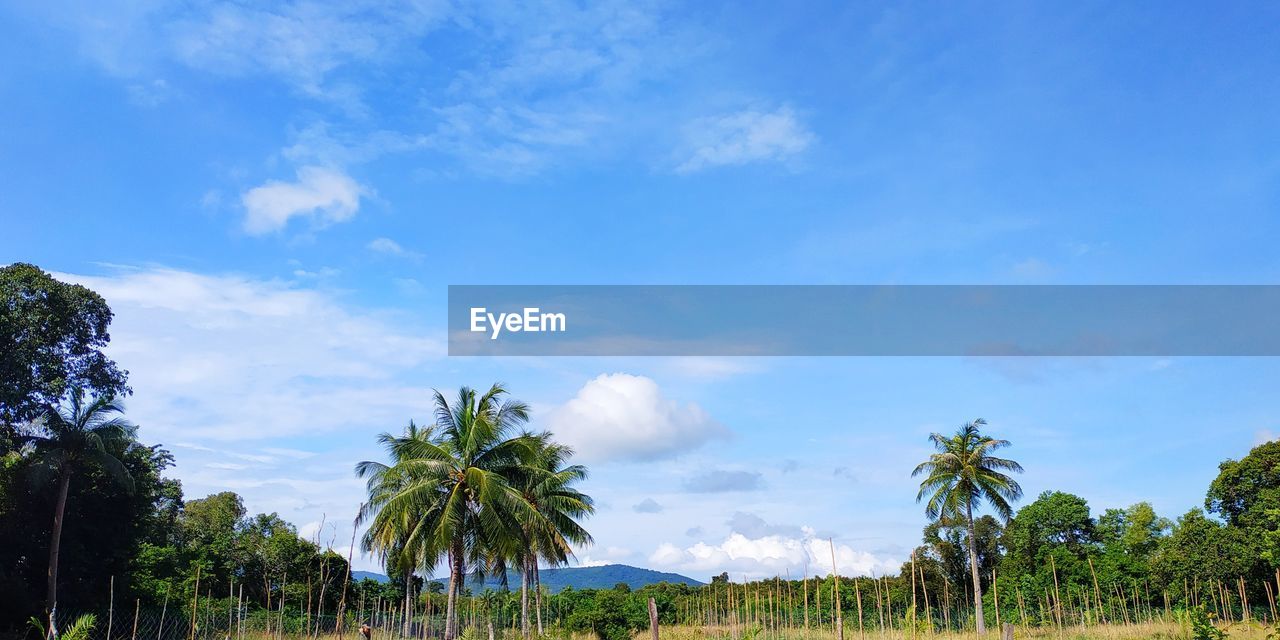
[0, 263, 130, 447]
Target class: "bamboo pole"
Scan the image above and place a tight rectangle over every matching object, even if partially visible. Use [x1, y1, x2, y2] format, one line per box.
[855, 579, 864, 640]
[1048, 555, 1063, 632]
[872, 572, 885, 637]
[131, 599, 139, 640]
[108, 576, 115, 640]
[190, 566, 201, 640]
[921, 569, 932, 633]
[830, 540, 844, 640]
[1087, 558, 1105, 624]
[157, 584, 169, 640]
[990, 570, 998, 631]
[803, 564, 811, 629]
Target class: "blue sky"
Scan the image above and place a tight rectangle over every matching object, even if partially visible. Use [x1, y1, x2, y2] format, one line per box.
[3, 1, 1280, 579]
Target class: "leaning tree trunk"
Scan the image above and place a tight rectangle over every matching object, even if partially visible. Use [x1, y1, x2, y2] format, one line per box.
[46, 467, 71, 640]
[520, 557, 531, 639]
[966, 502, 985, 634]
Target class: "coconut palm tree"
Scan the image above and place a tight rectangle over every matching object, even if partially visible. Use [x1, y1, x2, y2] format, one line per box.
[912, 418, 1022, 634]
[356, 385, 552, 640]
[27, 388, 136, 638]
[514, 438, 595, 637]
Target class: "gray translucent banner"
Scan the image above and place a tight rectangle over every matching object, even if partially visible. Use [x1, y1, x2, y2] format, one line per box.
[447, 285, 1280, 356]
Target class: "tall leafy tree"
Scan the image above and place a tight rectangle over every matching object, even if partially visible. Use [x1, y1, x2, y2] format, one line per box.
[913, 418, 1023, 634]
[356, 385, 556, 640]
[27, 388, 137, 637]
[0, 263, 130, 450]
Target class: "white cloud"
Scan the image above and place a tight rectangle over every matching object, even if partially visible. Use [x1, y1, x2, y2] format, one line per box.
[676, 106, 814, 173]
[366, 237, 421, 260]
[51, 266, 448, 572]
[648, 527, 899, 580]
[28, 1, 446, 105]
[59, 266, 442, 442]
[241, 166, 365, 235]
[664, 357, 762, 380]
[575, 546, 634, 568]
[546, 373, 730, 463]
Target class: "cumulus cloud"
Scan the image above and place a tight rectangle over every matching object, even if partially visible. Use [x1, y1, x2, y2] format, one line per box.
[241, 166, 365, 235]
[676, 106, 814, 173]
[632, 498, 664, 514]
[649, 517, 899, 579]
[546, 373, 730, 462]
[683, 470, 763, 493]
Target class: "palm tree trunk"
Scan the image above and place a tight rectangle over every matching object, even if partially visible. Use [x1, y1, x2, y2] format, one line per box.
[966, 503, 985, 634]
[520, 557, 531, 639]
[445, 542, 464, 640]
[405, 573, 413, 639]
[46, 467, 71, 639]
[534, 563, 543, 635]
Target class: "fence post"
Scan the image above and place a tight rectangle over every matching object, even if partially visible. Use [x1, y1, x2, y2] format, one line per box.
[649, 597, 659, 640]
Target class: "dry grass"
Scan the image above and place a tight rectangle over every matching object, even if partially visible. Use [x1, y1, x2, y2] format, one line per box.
[629, 621, 1273, 640]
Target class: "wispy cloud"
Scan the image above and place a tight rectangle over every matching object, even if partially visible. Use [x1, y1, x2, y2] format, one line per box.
[241, 166, 365, 235]
[676, 106, 814, 173]
[366, 237, 422, 260]
[58, 266, 442, 442]
[32, 0, 447, 107]
[682, 470, 763, 493]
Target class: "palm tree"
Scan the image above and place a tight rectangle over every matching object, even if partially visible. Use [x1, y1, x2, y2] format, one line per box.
[27, 388, 136, 638]
[514, 438, 594, 637]
[912, 418, 1022, 634]
[356, 385, 552, 640]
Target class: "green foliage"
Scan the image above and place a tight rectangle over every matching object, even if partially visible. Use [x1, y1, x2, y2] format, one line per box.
[1180, 605, 1227, 640]
[1207, 441, 1280, 529]
[918, 514, 1003, 593]
[0, 263, 130, 447]
[30, 613, 96, 640]
[562, 588, 649, 640]
[1096, 502, 1171, 582]
[1001, 490, 1098, 594]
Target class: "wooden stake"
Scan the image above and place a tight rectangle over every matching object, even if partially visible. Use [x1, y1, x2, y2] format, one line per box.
[855, 579, 864, 640]
[648, 597, 659, 640]
[189, 566, 201, 640]
[830, 540, 844, 640]
[108, 576, 115, 640]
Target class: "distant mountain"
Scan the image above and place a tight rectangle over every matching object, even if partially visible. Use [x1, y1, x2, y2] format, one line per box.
[480, 564, 703, 593]
[351, 564, 703, 592]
